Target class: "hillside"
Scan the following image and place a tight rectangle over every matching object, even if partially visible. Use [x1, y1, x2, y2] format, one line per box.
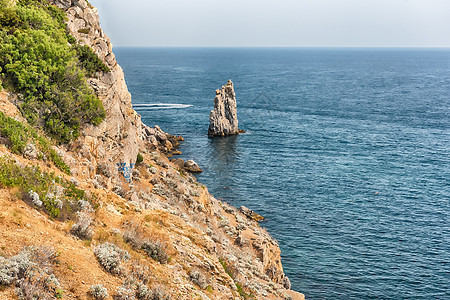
[0, 0, 304, 299]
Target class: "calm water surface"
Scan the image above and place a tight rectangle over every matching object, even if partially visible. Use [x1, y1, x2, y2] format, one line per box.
[115, 48, 450, 299]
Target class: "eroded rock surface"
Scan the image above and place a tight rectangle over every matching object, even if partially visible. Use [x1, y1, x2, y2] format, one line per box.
[208, 80, 241, 137]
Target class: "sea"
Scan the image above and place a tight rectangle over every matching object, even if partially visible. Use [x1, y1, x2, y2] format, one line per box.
[114, 48, 450, 299]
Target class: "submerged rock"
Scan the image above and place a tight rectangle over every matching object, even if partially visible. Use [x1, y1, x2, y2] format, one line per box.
[208, 80, 242, 137]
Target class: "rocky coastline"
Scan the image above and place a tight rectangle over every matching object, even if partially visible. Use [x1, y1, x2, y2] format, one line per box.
[0, 0, 304, 299]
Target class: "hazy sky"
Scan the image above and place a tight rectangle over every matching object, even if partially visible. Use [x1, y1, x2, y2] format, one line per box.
[89, 0, 450, 47]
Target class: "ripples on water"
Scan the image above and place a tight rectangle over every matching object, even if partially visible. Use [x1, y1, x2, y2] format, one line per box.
[115, 48, 450, 299]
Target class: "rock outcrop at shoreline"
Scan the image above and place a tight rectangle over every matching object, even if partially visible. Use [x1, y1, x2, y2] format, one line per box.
[208, 80, 242, 137]
[0, 1, 304, 299]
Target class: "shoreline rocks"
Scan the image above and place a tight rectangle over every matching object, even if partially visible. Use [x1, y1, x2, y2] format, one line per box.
[208, 80, 243, 137]
[171, 158, 203, 173]
[240, 206, 265, 222]
[141, 124, 184, 154]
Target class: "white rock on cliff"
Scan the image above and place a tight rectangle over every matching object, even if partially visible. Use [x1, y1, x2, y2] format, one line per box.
[208, 80, 241, 137]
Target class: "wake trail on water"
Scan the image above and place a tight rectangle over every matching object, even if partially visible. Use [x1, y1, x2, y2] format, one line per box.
[133, 103, 193, 110]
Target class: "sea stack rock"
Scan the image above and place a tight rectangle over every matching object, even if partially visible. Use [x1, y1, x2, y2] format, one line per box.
[208, 80, 241, 137]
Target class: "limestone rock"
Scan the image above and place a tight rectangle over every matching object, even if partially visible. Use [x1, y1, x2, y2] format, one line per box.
[23, 143, 38, 159]
[171, 158, 185, 170]
[208, 80, 241, 137]
[141, 123, 183, 154]
[48, 0, 142, 181]
[240, 206, 265, 222]
[184, 160, 202, 173]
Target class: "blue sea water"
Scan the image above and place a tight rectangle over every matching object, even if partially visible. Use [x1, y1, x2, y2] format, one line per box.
[115, 48, 450, 299]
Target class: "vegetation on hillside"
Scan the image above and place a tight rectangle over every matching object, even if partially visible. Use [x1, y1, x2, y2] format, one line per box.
[0, 111, 70, 174]
[0, 156, 93, 219]
[0, 0, 108, 143]
[0, 246, 63, 299]
[74, 44, 110, 77]
[219, 258, 255, 299]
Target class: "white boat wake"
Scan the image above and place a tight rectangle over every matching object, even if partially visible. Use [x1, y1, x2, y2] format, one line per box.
[133, 103, 193, 110]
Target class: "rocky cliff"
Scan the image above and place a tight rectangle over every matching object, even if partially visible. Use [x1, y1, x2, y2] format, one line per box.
[0, 1, 304, 299]
[208, 80, 241, 137]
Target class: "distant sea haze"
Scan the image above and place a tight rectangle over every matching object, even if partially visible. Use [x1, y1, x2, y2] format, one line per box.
[116, 48, 450, 299]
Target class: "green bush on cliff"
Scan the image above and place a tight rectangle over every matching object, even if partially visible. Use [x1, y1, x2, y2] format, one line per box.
[74, 44, 110, 77]
[0, 111, 70, 174]
[0, 156, 92, 220]
[0, 0, 106, 143]
[135, 153, 144, 165]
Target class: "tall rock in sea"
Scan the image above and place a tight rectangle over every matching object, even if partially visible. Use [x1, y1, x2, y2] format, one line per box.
[208, 80, 241, 136]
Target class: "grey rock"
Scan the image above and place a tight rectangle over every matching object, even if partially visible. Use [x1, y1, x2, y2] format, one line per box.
[52, 0, 72, 9]
[143, 125, 156, 136]
[171, 158, 185, 170]
[184, 160, 202, 173]
[208, 80, 240, 136]
[74, 0, 88, 9]
[189, 269, 208, 290]
[97, 163, 112, 178]
[283, 276, 292, 290]
[149, 135, 158, 146]
[23, 143, 38, 159]
[130, 192, 140, 204]
[240, 206, 265, 222]
[70, 177, 80, 186]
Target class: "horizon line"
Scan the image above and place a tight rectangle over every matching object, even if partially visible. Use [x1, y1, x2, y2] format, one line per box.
[113, 46, 450, 49]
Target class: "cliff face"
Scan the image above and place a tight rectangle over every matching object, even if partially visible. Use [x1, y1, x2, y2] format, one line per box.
[0, 1, 304, 299]
[51, 0, 142, 180]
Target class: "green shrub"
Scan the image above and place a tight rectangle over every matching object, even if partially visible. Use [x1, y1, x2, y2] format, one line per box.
[235, 282, 254, 299]
[136, 153, 144, 165]
[77, 27, 90, 34]
[49, 148, 71, 174]
[74, 44, 110, 77]
[0, 111, 70, 174]
[0, 2, 21, 28]
[0, 112, 28, 154]
[0, 156, 92, 220]
[71, 210, 94, 240]
[66, 33, 76, 44]
[0, 0, 106, 143]
[141, 241, 168, 264]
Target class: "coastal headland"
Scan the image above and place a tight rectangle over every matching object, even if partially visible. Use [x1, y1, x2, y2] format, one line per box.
[0, 0, 304, 298]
